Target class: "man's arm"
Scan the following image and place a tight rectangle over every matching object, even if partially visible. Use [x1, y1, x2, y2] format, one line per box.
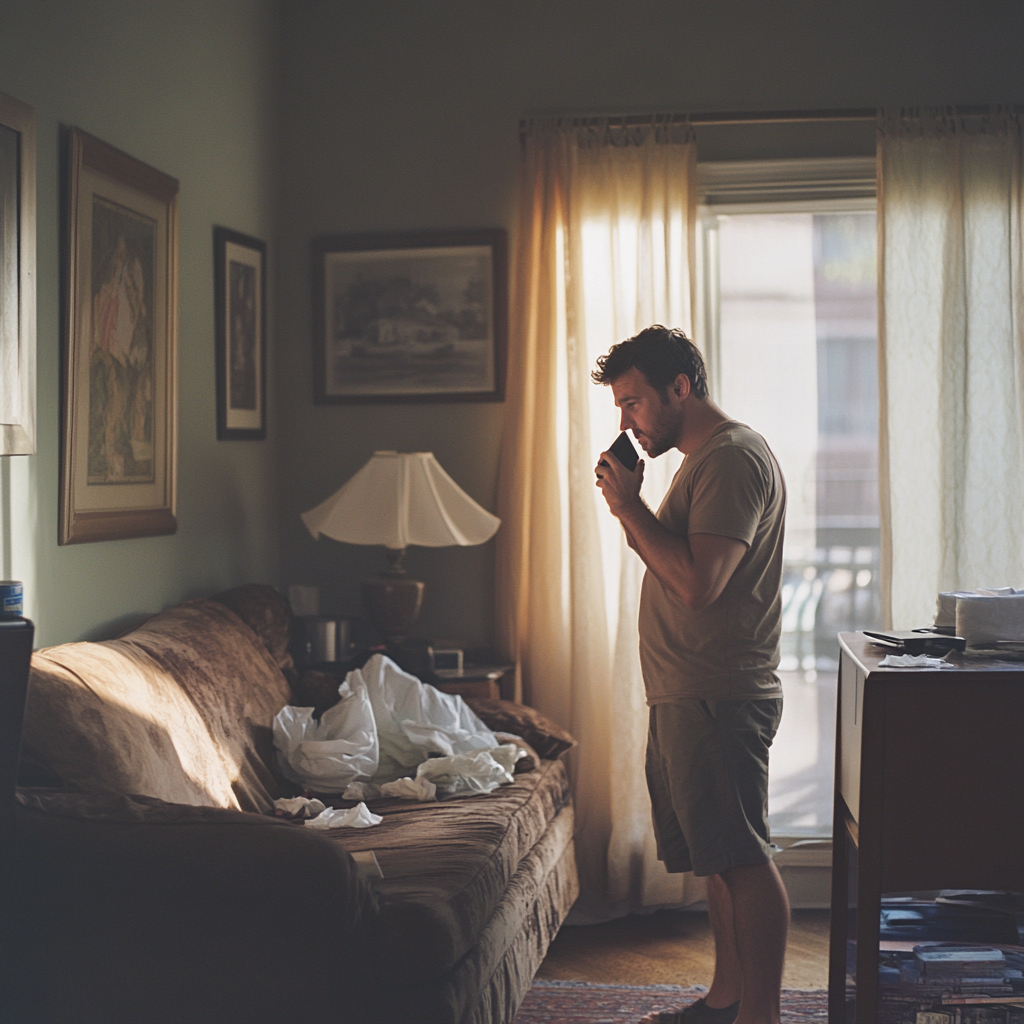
[597, 453, 747, 611]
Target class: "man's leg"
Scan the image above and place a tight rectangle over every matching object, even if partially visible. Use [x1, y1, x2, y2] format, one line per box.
[702, 873, 743, 1008]
[717, 859, 789, 1024]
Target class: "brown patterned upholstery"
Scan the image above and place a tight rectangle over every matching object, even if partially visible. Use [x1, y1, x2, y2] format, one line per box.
[22, 599, 292, 813]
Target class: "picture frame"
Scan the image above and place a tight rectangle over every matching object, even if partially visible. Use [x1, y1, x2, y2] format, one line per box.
[0, 91, 36, 456]
[313, 229, 507, 404]
[213, 227, 266, 440]
[60, 128, 178, 545]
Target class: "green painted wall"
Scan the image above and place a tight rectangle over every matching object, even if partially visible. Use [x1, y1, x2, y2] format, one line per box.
[0, 0, 281, 646]
[276, 0, 1024, 649]
[3, 0, 1023, 650]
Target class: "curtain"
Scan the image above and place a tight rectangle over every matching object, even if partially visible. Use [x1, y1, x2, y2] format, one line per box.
[496, 118, 702, 920]
[878, 111, 1024, 628]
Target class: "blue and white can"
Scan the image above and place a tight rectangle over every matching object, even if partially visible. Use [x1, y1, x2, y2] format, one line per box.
[1, 581, 24, 615]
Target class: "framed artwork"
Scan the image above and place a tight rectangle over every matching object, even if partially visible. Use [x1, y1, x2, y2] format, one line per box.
[313, 229, 507, 403]
[0, 91, 36, 456]
[60, 128, 178, 545]
[214, 227, 266, 440]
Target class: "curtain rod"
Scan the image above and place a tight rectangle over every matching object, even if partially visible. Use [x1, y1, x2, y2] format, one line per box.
[520, 105, 1022, 130]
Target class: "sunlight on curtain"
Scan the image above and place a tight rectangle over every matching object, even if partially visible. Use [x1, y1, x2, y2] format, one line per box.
[878, 112, 1024, 628]
[497, 119, 701, 920]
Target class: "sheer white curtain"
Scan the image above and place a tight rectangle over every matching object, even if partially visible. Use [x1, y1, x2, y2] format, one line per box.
[878, 112, 1024, 628]
[497, 119, 704, 919]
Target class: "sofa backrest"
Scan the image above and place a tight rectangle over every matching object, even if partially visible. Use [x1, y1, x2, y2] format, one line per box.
[22, 600, 293, 813]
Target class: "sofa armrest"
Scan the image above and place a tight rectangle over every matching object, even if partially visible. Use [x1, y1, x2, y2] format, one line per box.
[9, 801, 383, 1024]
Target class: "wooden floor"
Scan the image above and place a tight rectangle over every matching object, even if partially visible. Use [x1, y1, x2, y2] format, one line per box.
[536, 909, 831, 989]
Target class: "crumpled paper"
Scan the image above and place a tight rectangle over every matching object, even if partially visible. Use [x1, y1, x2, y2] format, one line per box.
[877, 653, 955, 669]
[303, 801, 383, 830]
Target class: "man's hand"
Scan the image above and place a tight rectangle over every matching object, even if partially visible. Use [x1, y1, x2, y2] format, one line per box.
[595, 448, 645, 517]
[596, 450, 747, 610]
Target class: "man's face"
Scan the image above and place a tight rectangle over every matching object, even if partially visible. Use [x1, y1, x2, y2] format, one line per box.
[611, 366, 685, 458]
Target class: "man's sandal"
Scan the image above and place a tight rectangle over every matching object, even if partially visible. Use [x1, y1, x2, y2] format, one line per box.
[649, 996, 741, 1024]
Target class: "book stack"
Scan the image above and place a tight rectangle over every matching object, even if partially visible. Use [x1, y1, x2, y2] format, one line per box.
[879, 944, 1024, 1023]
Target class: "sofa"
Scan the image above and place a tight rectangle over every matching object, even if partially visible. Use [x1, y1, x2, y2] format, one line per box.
[8, 586, 579, 1024]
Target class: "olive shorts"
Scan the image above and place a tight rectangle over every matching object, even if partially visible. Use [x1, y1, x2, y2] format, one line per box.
[645, 697, 783, 878]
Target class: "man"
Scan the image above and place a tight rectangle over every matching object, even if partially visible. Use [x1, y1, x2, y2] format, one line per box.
[592, 326, 789, 1024]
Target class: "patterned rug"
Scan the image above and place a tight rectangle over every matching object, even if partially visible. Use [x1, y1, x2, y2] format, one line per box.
[513, 981, 829, 1023]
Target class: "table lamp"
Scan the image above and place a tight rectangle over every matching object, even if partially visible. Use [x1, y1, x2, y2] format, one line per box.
[301, 451, 500, 644]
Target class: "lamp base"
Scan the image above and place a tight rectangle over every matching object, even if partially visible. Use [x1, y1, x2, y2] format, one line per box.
[362, 574, 424, 644]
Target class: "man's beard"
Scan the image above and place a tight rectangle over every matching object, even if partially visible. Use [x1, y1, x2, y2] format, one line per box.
[637, 426, 676, 459]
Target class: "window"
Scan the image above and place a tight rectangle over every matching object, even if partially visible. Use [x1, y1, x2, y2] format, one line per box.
[697, 157, 878, 837]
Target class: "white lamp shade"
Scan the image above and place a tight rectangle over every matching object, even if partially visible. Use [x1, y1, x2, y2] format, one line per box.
[301, 451, 500, 549]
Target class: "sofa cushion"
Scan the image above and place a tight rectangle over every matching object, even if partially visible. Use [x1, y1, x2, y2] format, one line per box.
[22, 600, 293, 813]
[327, 756, 572, 987]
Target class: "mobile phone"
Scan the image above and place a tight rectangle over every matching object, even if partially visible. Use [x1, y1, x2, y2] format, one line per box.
[600, 432, 639, 472]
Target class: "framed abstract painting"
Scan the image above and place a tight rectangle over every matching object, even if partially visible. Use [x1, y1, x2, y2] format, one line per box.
[214, 227, 266, 440]
[312, 229, 507, 403]
[60, 128, 178, 544]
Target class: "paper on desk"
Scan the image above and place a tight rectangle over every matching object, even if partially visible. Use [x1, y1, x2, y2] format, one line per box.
[877, 654, 955, 669]
[303, 801, 383, 830]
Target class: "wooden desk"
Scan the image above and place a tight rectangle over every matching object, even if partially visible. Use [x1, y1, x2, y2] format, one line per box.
[830, 633, 1024, 1022]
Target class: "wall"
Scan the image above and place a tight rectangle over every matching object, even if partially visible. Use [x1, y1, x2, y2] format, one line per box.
[0, 0, 281, 646]
[277, 0, 1024, 649]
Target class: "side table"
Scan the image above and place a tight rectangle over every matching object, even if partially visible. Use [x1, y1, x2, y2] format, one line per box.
[434, 664, 517, 702]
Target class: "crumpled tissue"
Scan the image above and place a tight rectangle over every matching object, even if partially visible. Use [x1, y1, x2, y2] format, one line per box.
[273, 796, 327, 819]
[304, 801, 383, 830]
[878, 654, 955, 669]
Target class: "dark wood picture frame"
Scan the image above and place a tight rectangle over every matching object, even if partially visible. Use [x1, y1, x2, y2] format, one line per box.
[214, 227, 266, 440]
[313, 229, 507, 404]
[60, 128, 178, 545]
[0, 91, 36, 456]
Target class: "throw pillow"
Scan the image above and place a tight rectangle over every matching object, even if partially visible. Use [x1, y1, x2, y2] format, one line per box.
[210, 583, 294, 672]
[463, 698, 577, 760]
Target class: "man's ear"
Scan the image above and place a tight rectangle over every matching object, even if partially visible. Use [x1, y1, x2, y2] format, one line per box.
[671, 372, 691, 401]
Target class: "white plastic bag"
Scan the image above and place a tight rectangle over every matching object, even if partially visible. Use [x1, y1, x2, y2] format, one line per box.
[273, 677, 378, 794]
[352, 654, 498, 782]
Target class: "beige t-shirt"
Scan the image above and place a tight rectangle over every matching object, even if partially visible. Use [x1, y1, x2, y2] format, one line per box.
[639, 420, 786, 703]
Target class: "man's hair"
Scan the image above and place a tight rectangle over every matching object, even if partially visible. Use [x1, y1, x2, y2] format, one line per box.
[591, 325, 708, 399]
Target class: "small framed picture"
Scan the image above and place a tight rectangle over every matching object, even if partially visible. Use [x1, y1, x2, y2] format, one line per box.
[214, 227, 266, 440]
[313, 229, 507, 404]
[60, 128, 178, 545]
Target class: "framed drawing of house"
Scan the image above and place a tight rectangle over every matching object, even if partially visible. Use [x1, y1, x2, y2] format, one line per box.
[214, 227, 266, 440]
[0, 91, 36, 456]
[60, 128, 179, 544]
[313, 229, 507, 404]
